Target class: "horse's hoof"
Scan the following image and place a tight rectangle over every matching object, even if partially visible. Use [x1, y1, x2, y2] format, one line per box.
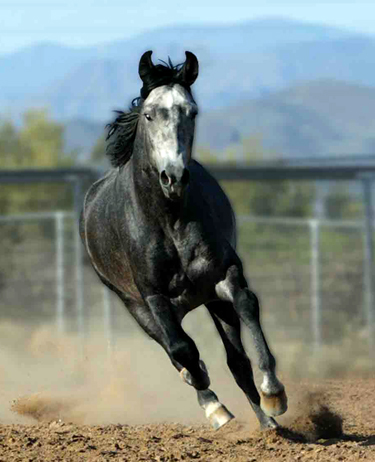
[260, 416, 279, 430]
[260, 389, 288, 417]
[205, 402, 235, 430]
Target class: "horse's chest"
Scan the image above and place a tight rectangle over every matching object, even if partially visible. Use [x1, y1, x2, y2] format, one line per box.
[140, 224, 230, 306]
[167, 241, 224, 303]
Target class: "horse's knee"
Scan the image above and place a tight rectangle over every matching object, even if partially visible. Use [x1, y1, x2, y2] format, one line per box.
[234, 290, 276, 372]
[168, 337, 199, 366]
[180, 360, 210, 390]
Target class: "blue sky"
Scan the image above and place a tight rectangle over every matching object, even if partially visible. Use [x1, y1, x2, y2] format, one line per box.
[1, 0, 375, 55]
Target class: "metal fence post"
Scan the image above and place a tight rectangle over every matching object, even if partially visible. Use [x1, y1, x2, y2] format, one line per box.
[309, 219, 322, 350]
[361, 177, 375, 350]
[102, 286, 113, 355]
[73, 177, 85, 340]
[55, 211, 65, 333]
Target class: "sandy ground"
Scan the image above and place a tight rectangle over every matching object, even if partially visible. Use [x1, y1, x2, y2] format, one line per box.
[1, 378, 375, 461]
[0, 319, 374, 461]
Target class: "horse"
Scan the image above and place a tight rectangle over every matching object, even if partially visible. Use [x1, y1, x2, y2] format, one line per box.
[80, 50, 287, 430]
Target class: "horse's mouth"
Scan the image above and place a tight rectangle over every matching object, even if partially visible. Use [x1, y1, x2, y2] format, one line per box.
[161, 184, 186, 202]
[164, 190, 183, 202]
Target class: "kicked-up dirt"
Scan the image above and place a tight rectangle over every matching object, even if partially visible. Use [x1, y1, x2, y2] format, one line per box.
[1, 378, 374, 461]
[0, 321, 374, 461]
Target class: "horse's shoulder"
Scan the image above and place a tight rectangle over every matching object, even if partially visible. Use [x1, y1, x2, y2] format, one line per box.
[83, 169, 117, 212]
[189, 160, 213, 179]
[189, 160, 237, 247]
[190, 161, 225, 194]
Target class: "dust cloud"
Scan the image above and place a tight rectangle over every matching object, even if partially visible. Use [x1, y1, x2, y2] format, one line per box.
[274, 390, 343, 442]
[0, 307, 373, 427]
[0, 310, 252, 427]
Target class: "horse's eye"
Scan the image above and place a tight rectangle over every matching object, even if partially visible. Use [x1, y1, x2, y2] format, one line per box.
[144, 113, 152, 121]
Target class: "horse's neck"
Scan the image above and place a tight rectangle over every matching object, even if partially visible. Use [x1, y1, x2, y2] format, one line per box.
[128, 148, 187, 227]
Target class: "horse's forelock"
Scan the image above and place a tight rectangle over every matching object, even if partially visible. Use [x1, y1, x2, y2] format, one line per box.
[140, 59, 190, 100]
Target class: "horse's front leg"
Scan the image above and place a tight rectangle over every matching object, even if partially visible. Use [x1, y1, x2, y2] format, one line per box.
[145, 295, 208, 388]
[216, 266, 288, 418]
[145, 294, 234, 429]
[207, 300, 278, 429]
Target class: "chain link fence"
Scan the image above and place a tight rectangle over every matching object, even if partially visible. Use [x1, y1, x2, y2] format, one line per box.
[0, 209, 373, 355]
[237, 216, 370, 349]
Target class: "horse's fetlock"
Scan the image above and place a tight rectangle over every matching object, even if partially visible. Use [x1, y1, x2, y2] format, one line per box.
[259, 353, 276, 374]
[260, 373, 283, 396]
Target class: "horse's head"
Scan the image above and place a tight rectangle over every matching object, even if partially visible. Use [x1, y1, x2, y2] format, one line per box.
[138, 51, 199, 201]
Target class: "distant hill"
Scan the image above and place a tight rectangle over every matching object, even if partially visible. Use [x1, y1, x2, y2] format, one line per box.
[2, 18, 375, 161]
[64, 118, 105, 162]
[95, 17, 354, 59]
[64, 80, 375, 161]
[0, 43, 90, 104]
[197, 80, 375, 158]
[2, 17, 375, 123]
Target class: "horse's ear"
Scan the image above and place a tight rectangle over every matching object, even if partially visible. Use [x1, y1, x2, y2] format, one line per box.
[178, 51, 199, 86]
[139, 50, 154, 82]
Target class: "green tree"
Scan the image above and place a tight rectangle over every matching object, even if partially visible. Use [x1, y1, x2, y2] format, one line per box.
[0, 120, 32, 168]
[89, 135, 108, 167]
[325, 184, 362, 219]
[0, 110, 74, 214]
[19, 109, 72, 168]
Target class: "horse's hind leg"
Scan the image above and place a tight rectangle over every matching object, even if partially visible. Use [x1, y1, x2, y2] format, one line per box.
[216, 266, 287, 418]
[206, 301, 278, 429]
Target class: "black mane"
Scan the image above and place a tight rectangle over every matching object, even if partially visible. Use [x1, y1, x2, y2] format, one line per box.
[105, 100, 142, 168]
[106, 58, 191, 168]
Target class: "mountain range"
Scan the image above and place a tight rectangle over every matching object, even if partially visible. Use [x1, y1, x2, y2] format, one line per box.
[64, 80, 375, 161]
[1, 17, 375, 159]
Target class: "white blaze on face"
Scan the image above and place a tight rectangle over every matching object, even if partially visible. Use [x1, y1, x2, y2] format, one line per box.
[142, 84, 197, 173]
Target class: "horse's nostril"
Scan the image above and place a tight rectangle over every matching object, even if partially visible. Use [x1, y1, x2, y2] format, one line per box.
[181, 168, 190, 185]
[161, 168, 188, 190]
[160, 170, 170, 186]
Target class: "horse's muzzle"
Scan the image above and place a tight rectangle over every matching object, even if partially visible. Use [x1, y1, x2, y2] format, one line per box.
[160, 167, 190, 200]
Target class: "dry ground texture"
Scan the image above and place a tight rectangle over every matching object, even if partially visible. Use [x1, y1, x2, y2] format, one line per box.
[0, 314, 374, 461]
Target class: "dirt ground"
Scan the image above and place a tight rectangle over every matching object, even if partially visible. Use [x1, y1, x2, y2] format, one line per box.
[1, 320, 374, 461]
[0, 378, 374, 461]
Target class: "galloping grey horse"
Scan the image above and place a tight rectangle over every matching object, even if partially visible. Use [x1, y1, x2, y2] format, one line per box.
[80, 50, 287, 430]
